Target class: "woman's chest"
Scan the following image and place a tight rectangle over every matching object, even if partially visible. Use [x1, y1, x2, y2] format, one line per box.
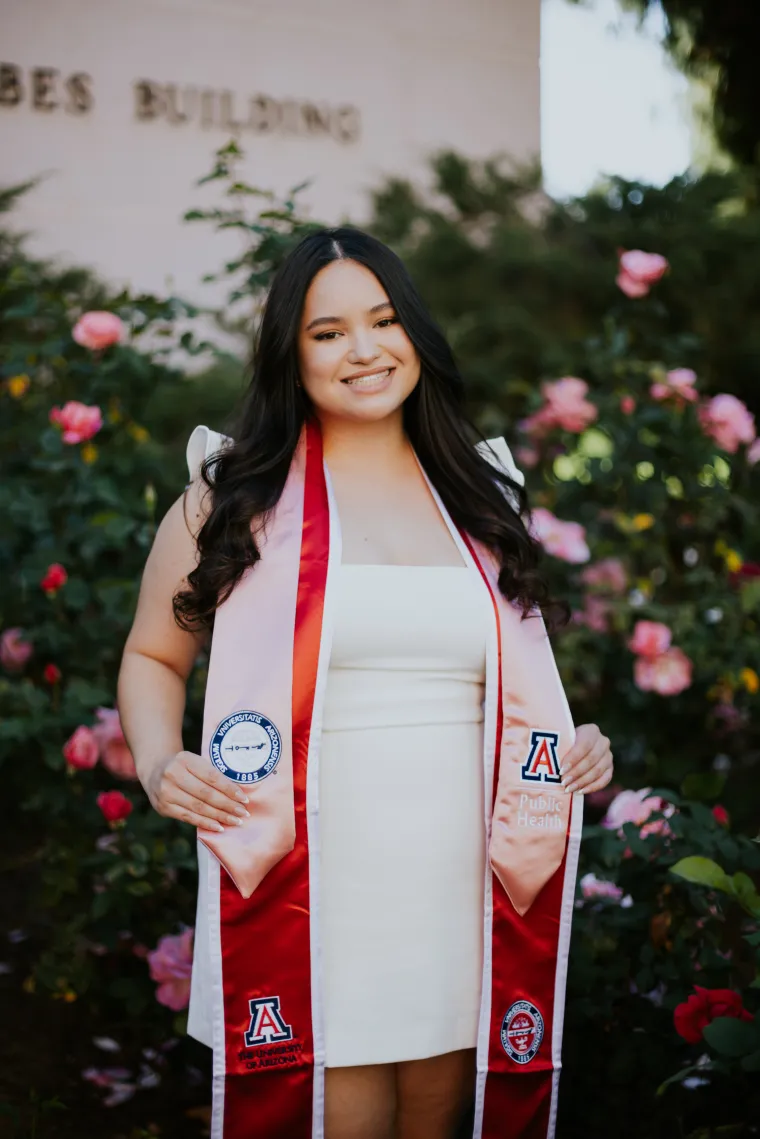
[329, 472, 464, 567]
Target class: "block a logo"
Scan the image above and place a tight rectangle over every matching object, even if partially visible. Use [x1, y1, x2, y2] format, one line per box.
[520, 729, 562, 785]
[244, 995, 294, 1047]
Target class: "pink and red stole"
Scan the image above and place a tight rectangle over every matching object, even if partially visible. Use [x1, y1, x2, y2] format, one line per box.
[191, 419, 582, 1139]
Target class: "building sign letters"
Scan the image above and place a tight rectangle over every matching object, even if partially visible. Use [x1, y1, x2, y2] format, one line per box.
[0, 63, 360, 145]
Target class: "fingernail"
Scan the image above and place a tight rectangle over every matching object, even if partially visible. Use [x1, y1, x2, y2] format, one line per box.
[234, 806, 249, 818]
[214, 823, 225, 832]
[237, 793, 249, 804]
[564, 784, 575, 794]
[231, 817, 244, 827]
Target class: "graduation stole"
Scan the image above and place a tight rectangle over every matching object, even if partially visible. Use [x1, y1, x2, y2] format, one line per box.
[193, 419, 582, 1139]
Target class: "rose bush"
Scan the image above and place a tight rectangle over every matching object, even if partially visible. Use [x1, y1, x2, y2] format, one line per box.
[567, 788, 760, 1136]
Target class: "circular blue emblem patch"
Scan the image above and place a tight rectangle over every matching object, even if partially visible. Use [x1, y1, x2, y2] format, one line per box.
[210, 710, 282, 785]
[500, 1000, 544, 1064]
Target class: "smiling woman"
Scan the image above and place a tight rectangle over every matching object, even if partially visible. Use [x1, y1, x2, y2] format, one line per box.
[117, 225, 614, 1139]
[298, 262, 421, 419]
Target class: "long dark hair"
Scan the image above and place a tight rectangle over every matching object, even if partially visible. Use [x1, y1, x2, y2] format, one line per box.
[173, 226, 567, 632]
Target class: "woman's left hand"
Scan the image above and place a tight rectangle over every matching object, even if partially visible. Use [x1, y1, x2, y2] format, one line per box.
[561, 723, 613, 795]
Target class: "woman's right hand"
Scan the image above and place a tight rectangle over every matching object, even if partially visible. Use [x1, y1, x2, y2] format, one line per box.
[146, 750, 250, 833]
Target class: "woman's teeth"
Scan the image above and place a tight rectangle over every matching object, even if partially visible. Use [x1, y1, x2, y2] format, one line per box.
[342, 368, 392, 387]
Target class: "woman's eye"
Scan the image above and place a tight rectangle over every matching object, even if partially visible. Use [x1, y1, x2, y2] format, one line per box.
[313, 317, 396, 341]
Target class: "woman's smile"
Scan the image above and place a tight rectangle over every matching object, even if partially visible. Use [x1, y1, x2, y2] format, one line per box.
[340, 366, 395, 392]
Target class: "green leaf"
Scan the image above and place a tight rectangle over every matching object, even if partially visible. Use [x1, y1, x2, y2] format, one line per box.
[739, 578, 760, 614]
[741, 1049, 760, 1071]
[126, 880, 153, 896]
[90, 891, 112, 920]
[680, 772, 726, 801]
[730, 872, 760, 916]
[702, 1016, 759, 1057]
[670, 856, 731, 892]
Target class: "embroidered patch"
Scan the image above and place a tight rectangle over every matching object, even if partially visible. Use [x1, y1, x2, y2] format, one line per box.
[500, 1000, 544, 1064]
[210, 710, 281, 784]
[244, 996, 293, 1047]
[520, 729, 562, 785]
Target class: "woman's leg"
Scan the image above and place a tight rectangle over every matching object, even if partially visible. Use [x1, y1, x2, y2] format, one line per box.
[325, 1062, 397, 1139]
[395, 1049, 476, 1139]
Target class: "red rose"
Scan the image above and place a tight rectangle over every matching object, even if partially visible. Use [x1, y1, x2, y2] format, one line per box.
[40, 563, 68, 594]
[674, 986, 752, 1044]
[712, 804, 729, 827]
[96, 790, 133, 824]
[43, 663, 62, 685]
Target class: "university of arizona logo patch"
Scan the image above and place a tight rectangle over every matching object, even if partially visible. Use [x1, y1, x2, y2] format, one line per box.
[210, 710, 281, 785]
[500, 1000, 544, 1064]
[244, 996, 293, 1047]
[521, 729, 562, 785]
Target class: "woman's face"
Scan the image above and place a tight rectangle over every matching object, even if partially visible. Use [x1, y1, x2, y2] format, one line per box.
[297, 259, 421, 425]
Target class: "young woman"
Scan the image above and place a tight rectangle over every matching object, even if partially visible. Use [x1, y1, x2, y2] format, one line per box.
[118, 227, 613, 1139]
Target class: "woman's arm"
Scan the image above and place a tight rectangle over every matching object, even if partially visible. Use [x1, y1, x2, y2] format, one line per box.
[117, 481, 250, 831]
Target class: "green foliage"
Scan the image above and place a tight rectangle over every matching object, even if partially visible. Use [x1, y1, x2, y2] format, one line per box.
[0, 155, 315, 1079]
[0, 189, 211, 1036]
[564, 798, 760, 1135]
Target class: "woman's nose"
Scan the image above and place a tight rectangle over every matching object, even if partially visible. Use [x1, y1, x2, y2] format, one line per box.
[347, 329, 381, 362]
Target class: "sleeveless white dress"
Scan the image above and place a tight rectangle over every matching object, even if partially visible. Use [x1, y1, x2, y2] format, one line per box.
[320, 564, 490, 1067]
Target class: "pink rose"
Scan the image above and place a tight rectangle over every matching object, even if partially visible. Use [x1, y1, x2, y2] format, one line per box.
[543, 377, 598, 433]
[96, 790, 133, 823]
[639, 816, 674, 840]
[748, 438, 760, 466]
[147, 929, 194, 1011]
[63, 725, 100, 770]
[0, 627, 33, 672]
[616, 250, 669, 298]
[522, 377, 598, 437]
[572, 596, 612, 633]
[581, 557, 627, 594]
[650, 368, 699, 405]
[620, 395, 636, 416]
[92, 707, 138, 780]
[515, 445, 539, 469]
[699, 394, 756, 453]
[634, 646, 693, 695]
[530, 508, 590, 564]
[602, 787, 669, 831]
[580, 873, 624, 902]
[72, 311, 125, 351]
[40, 562, 68, 594]
[49, 401, 103, 445]
[628, 620, 672, 658]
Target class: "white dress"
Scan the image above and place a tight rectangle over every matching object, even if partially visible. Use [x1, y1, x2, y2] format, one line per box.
[320, 564, 490, 1068]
